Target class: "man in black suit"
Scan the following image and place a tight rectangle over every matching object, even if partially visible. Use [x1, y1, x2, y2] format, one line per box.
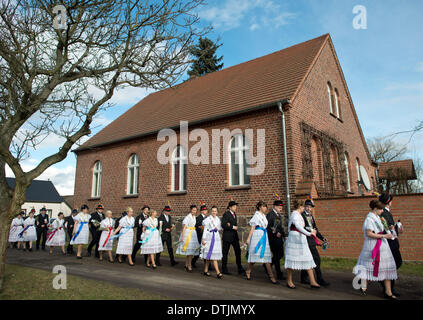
[132, 205, 150, 263]
[221, 200, 245, 275]
[156, 205, 178, 266]
[87, 204, 104, 258]
[379, 193, 402, 296]
[65, 209, 78, 254]
[35, 207, 49, 250]
[265, 199, 287, 280]
[300, 199, 329, 286]
[191, 204, 209, 268]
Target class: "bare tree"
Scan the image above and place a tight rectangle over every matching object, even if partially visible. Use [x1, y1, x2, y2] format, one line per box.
[367, 137, 407, 163]
[0, 0, 208, 290]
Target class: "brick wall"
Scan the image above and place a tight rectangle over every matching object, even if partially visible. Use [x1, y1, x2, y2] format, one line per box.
[313, 194, 423, 261]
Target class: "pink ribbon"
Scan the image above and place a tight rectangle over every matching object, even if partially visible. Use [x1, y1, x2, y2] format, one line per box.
[372, 232, 384, 277]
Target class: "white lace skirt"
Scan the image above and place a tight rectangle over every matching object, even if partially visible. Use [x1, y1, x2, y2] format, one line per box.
[200, 229, 222, 260]
[140, 229, 163, 254]
[46, 229, 66, 246]
[354, 238, 398, 281]
[284, 230, 316, 270]
[98, 229, 114, 251]
[116, 229, 134, 255]
[176, 228, 200, 256]
[23, 226, 37, 241]
[9, 226, 23, 242]
[70, 223, 89, 245]
[248, 229, 271, 263]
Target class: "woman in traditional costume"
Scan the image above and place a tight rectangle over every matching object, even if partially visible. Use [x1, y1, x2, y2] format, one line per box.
[70, 204, 91, 259]
[245, 201, 278, 284]
[98, 210, 115, 262]
[284, 200, 320, 289]
[353, 200, 398, 299]
[176, 205, 200, 272]
[200, 206, 223, 278]
[114, 207, 135, 266]
[22, 209, 37, 251]
[140, 210, 163, 268]
[8, 212, 24, 249]
[46, 212, 66, 255]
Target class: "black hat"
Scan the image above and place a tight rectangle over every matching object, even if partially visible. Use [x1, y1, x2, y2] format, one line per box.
[304, 199, 315, 207]
[96, 204, 104, 210]
[190, 204, 197, 210]
[273, 200, 284, 206]
[40, 207, 47, 212]
[122, 211, 127, 216]
[81, 204, 89, 211]
[227, 200, 238, 208]
[141, 204, 150, 211]
[71, 209, 78, 214]
[200, 204, 208, 211]
[19, 211, 25, 215]
[379, 193, 393, 205]
[162, 205, 171, 212]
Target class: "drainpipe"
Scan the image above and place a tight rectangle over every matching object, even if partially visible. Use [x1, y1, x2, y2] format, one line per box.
[277, 99, 291, 217]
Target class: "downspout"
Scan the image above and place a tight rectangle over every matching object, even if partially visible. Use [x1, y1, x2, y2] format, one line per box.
[277, 99, 291, 217]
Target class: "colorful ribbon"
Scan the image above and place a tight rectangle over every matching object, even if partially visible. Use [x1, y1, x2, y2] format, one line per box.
[109, 226, 132, 240]
[290, 225, 321, 246]
[254, 226, 267, 258]
[72, 222, 87, 241]
[139, 227, 157, 244]
[206, 228, 218, 260]
[182, 227, 195, 252]
[102, 227, 114, 247]
[372, 232, 384, 277]
[18, 225, 31, 238]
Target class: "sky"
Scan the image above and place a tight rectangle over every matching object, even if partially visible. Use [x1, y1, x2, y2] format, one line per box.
[6, 0, 423, 195]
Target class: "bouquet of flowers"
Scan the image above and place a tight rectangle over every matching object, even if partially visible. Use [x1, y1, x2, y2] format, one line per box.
[380, 217, 390, 233]
[91, 220, 100, 228]
[240, 242, 248, 260]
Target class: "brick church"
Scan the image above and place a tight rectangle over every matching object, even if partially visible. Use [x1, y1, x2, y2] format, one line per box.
[73, 34, 377, 216]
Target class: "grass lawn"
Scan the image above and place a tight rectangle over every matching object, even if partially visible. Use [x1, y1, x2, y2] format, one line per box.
[0, 264, 168, 300]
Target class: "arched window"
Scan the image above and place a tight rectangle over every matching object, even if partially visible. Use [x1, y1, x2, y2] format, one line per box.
[356, 157, 361, 182]
[92, 161, 102, 198]
[172, 145, 187, 192]
[329, 146, 339, 190]
[229, 135, 250, 186]
[127, 154, 139, 195]
[344, 152, 351, 192]
[327, 82, 334, 114]
[334, 89, 340, 118]
[311, 137, 324, 188]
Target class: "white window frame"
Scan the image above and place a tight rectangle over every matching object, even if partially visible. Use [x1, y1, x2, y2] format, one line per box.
[171, 145, 187, 192]
[356, 158, 361, 182]
[344, 153, 351, 192]
[327, 83, 333, 114]
[334, 89, 340, 118]
[127, 154, 139, 195]
[91, 161, 102, 198]
[229, 134, 250, 186]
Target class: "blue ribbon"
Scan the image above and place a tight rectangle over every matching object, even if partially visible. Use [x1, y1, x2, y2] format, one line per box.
[18, 225, 31, 238]
[139, 227, 157, 244]
[254, 226, 267, 259]
[110, 226, 132, 240]
[72, 222, 87, 241]
[206, 228, 218, 260]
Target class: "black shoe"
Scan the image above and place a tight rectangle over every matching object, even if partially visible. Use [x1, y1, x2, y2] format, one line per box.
[156, 262, 162, 266]
[384, 293, 398, 300]
[95, 254, 100, 259]
[300, 279, 310, 285]
[310, 284, 321, 289]
[86, 252, 91, 257]
[76, 256, 82, 259]
[203, 272, 211, 276]
[222, 271, 232, 275]
[286, 284, 296, 289]
[28, 248, 32, 252]
[392, 290, 401, 297]
[171, 261, 178, 266]
[318, 280, 330, 287]
[238, 269, 246, 276]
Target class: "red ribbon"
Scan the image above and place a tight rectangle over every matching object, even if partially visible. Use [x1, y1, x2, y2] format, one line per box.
[290, 225, 321, 246]
[47, 227, 62, 241]
[372, 232, 384, 277]
[102, 227, 113, 248]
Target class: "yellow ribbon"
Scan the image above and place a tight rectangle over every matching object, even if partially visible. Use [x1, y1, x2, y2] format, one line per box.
[182, 227, 195, 252]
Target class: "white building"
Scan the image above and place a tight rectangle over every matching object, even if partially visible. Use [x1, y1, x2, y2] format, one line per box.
[6, 177, 72, 219]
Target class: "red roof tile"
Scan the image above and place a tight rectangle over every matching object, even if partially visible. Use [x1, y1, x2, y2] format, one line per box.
[76, 34, 330, 151]
[378, 160, 417, 180]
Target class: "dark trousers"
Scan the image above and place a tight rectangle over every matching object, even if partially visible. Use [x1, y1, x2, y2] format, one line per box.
[36, 228, 47, 249]
[66, 229, 74, 253]
[131, 234, 148, 263]
[269, 239, 284, 277]
[156, 236, 175, 264]
[385, 238, 402, 292]
[87, 229, 101, 257]
[222, 239, 243, 272]
[301, 245, 324, 283]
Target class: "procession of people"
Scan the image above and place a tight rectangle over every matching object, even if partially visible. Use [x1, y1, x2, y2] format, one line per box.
[7, 193, 403, 299]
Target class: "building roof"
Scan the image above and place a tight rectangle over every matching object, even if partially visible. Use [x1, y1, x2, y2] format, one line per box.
[378, 160, 417, 180]
[76, 34, 330, 152]
[62, 195, 75, 209]
[6, 178, 65, 203]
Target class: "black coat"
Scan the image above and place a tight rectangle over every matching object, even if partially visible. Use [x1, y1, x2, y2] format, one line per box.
[35, 214, 49, 230]
[301, 211, 325, 247]
[135, 213, 149, 238]
[195, 214, 206, 243]
[158, 213, 173, 241]
[266, 209, 286, 245]
[64, 215, 75, 233]
[89, 211, 104, 232]
[381, 208, 399, 235]
[221, 210, 239, 243]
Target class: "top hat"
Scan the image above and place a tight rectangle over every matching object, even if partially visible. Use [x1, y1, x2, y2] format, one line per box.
[227, 200, 238, 208]
[141, 204, 150, 211]
[273, 200, 284, 206]
[81, 204, 89, 211]
[200, 204, 208, 211]
[163, 205, 171, 212]
[40, 207, 47, 212]
[96, 204, 104, 210]
[304, 199, 315, 207]
[378, 193, 393, 205]
[19, 211, 25, 215]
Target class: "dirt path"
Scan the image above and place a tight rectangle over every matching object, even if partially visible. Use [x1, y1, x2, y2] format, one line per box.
[5, 249, 423, 300]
